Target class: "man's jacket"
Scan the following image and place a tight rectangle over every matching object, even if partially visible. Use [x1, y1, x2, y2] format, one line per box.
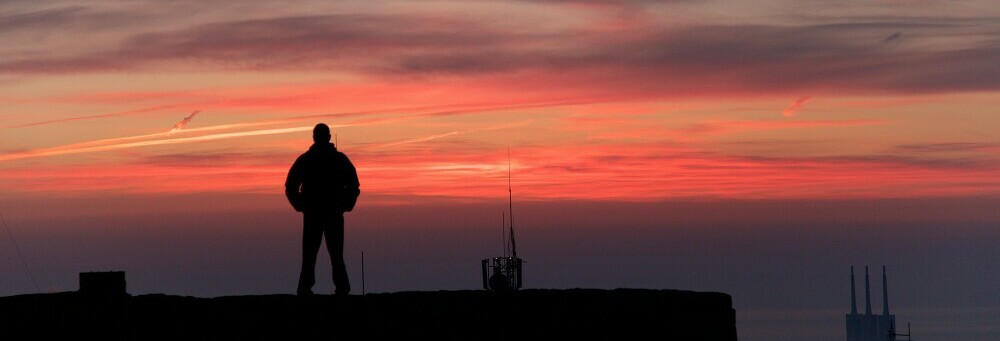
[285, 142, 360, 213]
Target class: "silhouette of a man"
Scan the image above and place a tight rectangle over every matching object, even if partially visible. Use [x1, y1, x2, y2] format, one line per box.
[285, 123, 360, 296]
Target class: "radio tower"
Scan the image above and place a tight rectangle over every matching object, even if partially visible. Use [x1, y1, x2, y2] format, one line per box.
[507, 147, 517, 259]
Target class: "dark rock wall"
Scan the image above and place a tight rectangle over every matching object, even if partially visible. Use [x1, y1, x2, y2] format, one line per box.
[0, 289, 736, 340]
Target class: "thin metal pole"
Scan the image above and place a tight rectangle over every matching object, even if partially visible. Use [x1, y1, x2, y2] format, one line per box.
[501, 210, 505, 258]
[507, 148, 517, 258]
[361, 251, 365, 296]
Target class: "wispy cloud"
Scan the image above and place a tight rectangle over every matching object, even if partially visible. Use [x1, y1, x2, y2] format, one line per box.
[896, 142, 995, 153]
[0, 113, 534, 163]
[10, 141, 996, 199]
[782, 96, 812, 117]
[2, 10, 999, 96]
[881, 31, 903, 45]
[2, 103, 191, 129]
[0, 126, 315, 162]
[3, 94, 590, 129]
[365, 120, 534, 150]
[168, 110, 200, 134]
[674, 118, 883, 137]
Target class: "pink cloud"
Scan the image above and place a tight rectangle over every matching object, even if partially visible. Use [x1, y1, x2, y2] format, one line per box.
[4, 12, 1000, 97]
[672, 118, 884, 141]
[168, 110, 200, 134]
[782, 96, 812, 117]
[4, 141, 998, 201]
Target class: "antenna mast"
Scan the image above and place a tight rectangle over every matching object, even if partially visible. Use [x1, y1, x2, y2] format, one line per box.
[501, 210, 506, 258]
[361, 251, 365, 295]
[507, 148, 517, 258]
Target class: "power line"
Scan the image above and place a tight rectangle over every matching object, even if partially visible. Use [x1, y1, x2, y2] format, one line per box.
[0, 210, 40, 293]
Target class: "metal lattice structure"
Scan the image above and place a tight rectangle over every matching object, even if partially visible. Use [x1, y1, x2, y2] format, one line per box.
[481, 149, 524, 291]
[482, 256, 522, 291]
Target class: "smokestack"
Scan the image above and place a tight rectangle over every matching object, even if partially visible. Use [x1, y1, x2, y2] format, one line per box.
[882, 265, 889, 316]
[850, 266, 858, 315]
[865, 266, 872, 315]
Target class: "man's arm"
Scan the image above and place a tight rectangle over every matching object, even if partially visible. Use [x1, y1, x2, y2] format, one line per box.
[344, 154, 360, 190]
[341, 153, 361, 212]
[285, 157, 305, 212]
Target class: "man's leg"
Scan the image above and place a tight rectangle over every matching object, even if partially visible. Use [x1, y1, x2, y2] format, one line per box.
[297, 212, 323, 295]
[325, 213, 350, 295]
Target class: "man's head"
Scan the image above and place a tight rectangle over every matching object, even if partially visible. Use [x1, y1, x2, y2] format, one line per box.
[313, 123, 331, 143]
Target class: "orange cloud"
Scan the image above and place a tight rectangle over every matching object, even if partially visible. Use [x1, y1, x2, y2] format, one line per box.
[782, 96, 812, 117]
[0, 101, 553, 163]
[0, 126, 318, 162]
[5, 141, 997, 202]
[168, 110, 201, 134]
[364, 121, 534, 150]
[672, 119, 884, 141]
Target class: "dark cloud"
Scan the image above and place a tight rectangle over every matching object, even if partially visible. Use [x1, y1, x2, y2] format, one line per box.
[739, 153, 1000, 170]
[136, 151, 294, 167]
[0, 6, 85, 31]
[0, 14, 538, 73]
[0, 55, 125, 74]
[168, 110, 201, 133]
[574, 144, 1000, 171]
[125, 15, 516, 61]
[0, 5, 147, 33]
[1, 13, 999, 95]
[881, 31, 903, 44]
[895, 142, 995, 153]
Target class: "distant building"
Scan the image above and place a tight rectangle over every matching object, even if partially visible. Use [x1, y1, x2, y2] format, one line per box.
[79, 271, 127, 297]
[846, 266, 894, 341]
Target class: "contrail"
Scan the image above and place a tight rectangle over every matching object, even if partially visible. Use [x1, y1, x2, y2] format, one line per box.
[782, 96, 812, 117]
[0, 124, 366, 163]
[2, 102, 458, 129]
[3, 97, 603, 129]
[0, 100, 583, 163]
[0, 115, 410, 163]
[169, 110, 201, 134]
[175, 99, 584, 133]
[0, 119, 531, 162]
[2, 103, 192, 129]
[368, 131, 466, 150]
[366, 120, 534, 150]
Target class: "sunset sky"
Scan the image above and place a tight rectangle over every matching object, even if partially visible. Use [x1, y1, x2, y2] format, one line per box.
[1, 1, 999, 340]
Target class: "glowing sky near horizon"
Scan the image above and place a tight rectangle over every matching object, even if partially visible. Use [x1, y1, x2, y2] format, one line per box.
[2, 0, 1000, 203]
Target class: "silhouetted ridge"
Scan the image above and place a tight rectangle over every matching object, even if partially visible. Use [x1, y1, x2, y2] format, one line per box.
[0, 289, 736, 340]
